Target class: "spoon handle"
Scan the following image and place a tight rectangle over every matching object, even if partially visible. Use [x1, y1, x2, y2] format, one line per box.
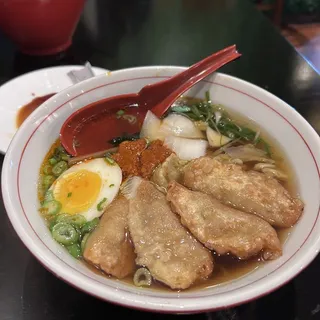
[140, 45, 241, 118]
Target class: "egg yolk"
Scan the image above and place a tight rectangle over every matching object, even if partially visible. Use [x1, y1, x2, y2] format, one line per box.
[53, 169, 102, 215]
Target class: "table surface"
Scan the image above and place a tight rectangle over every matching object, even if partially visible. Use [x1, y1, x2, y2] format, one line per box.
[1, 1, 320, 319]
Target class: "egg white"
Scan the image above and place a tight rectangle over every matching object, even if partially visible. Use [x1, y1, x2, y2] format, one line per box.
[50, 158, 122, 221]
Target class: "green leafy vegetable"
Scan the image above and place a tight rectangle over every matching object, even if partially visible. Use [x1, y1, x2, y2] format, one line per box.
[169, 94, 271, 155]
[170, 105, 191, 113]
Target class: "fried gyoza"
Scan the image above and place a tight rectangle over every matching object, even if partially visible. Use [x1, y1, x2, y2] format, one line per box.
[167, 181, 282, 260]
[83, 196, 136, 279]
[183, 157, 303, 228]
[122, 177, 213, 290]
[151, 153, 188, 189]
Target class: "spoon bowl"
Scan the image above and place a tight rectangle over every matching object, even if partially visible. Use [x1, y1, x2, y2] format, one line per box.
[60, 45, 241, 156]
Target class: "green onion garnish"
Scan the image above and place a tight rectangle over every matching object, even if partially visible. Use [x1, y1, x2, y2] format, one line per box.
[105, 157, 115, 165]
[97, 198, 107, 211]
[205, 90, 211, 103]
[116, 110, 125, 118]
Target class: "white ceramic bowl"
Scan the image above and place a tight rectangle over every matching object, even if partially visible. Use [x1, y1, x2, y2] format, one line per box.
[2, 66, 320, 313]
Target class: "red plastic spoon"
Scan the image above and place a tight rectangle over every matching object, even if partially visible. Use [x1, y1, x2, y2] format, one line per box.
[60, 45, 241, 156]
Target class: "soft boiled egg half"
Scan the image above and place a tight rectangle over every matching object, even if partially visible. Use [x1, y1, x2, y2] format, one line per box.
[49, 158, 122, 221]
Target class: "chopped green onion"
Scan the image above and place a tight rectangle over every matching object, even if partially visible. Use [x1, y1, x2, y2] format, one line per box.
[133, 268, 152, 287]
[97, 198, 107, 211]
[61, 154, 70, 161]
[191, 105, 203, 118]
[67, 192, 72, 198]
[105, 157, 115, 165]
[43, 164, 52, 175]
[55, 213, 69, 222]
[42, 200, 61, 215]
[53, 154, 61, 161]
[66, 243, 82, 259]
[51, 222, 79, 245]
[122, 114, 137, 124]
[171, 105, 191, 113]
[49, 217, 58, 231]
[116, 110, 125, 118]
[44, 190, 54, 202]
[205, 90, 211, 103]
[42, 175, 55, 190]
[56, 146, 67, 154]
[56, 214, 87, 227]
[53, 149, 61, 161]
[81, 233, 90, 253]
[53, 146, 68, 162]
[109, 184, 115, 188]
[81, 217, 99, 234]
[49, 158, 58, 166]
[52, 161, 68, 177]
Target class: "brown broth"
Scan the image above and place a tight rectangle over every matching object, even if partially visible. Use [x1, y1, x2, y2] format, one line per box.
[37, 97, 301, 292]
[83, 227, 291, 292]
[16, 93, 55, 128]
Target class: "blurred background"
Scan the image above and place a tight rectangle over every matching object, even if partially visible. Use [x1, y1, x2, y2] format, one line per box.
[255, 0, 319, 70]
[0, 0, 318, 79]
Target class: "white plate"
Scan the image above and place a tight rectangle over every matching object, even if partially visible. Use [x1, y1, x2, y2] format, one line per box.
[0, 65, 108, 154]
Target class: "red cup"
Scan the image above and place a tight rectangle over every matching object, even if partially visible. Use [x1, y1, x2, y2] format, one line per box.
[0, 0, 86, 55]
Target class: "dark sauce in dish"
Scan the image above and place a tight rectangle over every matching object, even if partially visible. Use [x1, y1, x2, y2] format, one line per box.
[16, 93, 55, 128]
[64, 104, 146, 155]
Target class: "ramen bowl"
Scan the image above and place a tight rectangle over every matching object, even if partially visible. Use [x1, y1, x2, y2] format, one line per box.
[2, 66, 320, 313]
